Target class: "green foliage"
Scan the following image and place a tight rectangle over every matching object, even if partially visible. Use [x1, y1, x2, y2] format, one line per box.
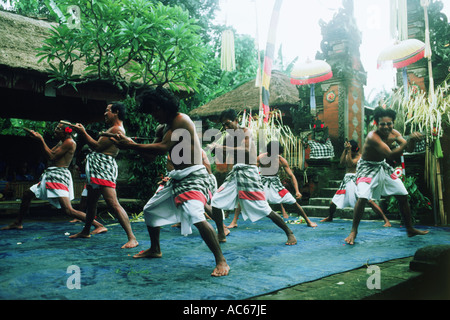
[186, 30, 260, 111]
[428, 1, 450, 84]
[386, 175, 432, 221]
[10, 0, 51, 18]
[36, 0, 206, 93]
[120, 97, 166, 200]
[289, 103, 314, 135]
[0, 118, 57, 138]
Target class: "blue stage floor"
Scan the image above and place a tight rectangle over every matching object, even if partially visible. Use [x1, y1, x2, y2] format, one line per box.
[0, 216, 448, 300]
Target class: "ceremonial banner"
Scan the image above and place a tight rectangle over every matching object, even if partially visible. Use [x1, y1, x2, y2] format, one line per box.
[260, 0, 283, 123]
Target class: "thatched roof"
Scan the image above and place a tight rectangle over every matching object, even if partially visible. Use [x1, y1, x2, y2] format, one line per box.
[0, 10, 87, 75]
[0, 10, 191, 95]
[189, 70, 300, 118]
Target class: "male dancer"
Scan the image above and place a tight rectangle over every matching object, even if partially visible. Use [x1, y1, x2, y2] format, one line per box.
[69, 102, 138, 249]
[209, 110, 297, 245]
[228, 141, 317, 228]
[345, 107, 429, 245]
[321, 139, 391, 227]
[110, 87, 229, 277]
[258, 141, 317, 227]
[2, 122, 103, 230]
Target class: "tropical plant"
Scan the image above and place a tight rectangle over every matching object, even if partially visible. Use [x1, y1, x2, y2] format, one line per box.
[0, 118, 56, 138]
[37, 0, 206, 93]
[9, 0, 51, 18]
[386, 175, 432, 221]
[394, 75, 450, 139]
[240, 109, 305, 168]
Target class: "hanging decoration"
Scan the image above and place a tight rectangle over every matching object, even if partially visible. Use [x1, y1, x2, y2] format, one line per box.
[220, 0, 235, 72]
[220, 29, 236, 72]
[260, 0, 283, 123]
[390, 0, 408, 41]
[420, 0, 434, 97]
[290, 59, 333, 116]
[254, 0, 262, 88]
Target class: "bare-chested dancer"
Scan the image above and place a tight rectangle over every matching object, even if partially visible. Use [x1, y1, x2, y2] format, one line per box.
[345, 107, 429, 245]
[1, 122, 103, 230]
[69, 102, 138, 249]
[321, 139, 391, 227]
[209, 109, 297, 246]
[257, 141, 317, 227]
[228, 141, 316, 228]
[110, 87, 229, 277]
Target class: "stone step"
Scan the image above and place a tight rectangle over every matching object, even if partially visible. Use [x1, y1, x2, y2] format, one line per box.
[307, 197, 332, 206]
[320, 188, 339, 198]
[307, 197, 386, 207]
[296, 204, 395, 221]
[327, 180, 342, 188]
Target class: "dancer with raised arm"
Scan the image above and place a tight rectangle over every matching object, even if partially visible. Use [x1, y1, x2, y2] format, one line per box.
[2, 122, 103, 231]
[209, 110, 297, 246]
[345, 107, 429, 245]
[110, 87, 229, 277]
[321, 139, 391, 227]
[69, 103, 138, 249]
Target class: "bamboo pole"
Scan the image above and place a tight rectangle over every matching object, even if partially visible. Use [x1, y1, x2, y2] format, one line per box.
[431, 153, 438, 226]
[435, 157, 446, 225]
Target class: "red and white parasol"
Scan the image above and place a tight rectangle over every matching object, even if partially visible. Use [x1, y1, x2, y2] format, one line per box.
[377, 39, 425, 69]
[290, 59, 333, 115]
[377, 39, 426, 99]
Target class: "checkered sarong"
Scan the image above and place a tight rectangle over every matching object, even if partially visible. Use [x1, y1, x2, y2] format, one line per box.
[212, 164, 272, 221]
[331, 173, 357, 208]
[85, 152, 118, 188]
[260, 175, 285, 193]
[221, 164, 265, 193]
[355, 158, 408, 199]
[336, 173, 357, 193]
[143, 165, 213, 235]
[308, 139, 335, 159]
[260, 175, 296, 204]
[356, 159, 397, 184]
[40, 166, 72, 190]
[30, 166, 74, 208]
[170, 165, 215, 206]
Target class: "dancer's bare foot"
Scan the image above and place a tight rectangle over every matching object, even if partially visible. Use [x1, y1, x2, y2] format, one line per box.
[383, 221, 392, 227]
[227, 222, 238, 228]
[345, 231, 357, 245]
[211, 261, 230, 277]
[121, 239, 139, 249]
[307, 221, 318, 228]
[69, 232, 91, 239]
[1, 222, 23, 230]
[282, 212, 289, 219]
[91, 226, 108, 234]
[320, 216, 333, 222]
[407, 228, 429, 237]
[286, 234, 297, 245]
[218, 233, 227, 243]
[133, 248, 162, 259]
[69, 219, 82, 223]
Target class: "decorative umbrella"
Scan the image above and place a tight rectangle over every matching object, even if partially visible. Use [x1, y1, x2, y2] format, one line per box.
[377, 39, 425, 98]
[290, 59, 333, 115]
